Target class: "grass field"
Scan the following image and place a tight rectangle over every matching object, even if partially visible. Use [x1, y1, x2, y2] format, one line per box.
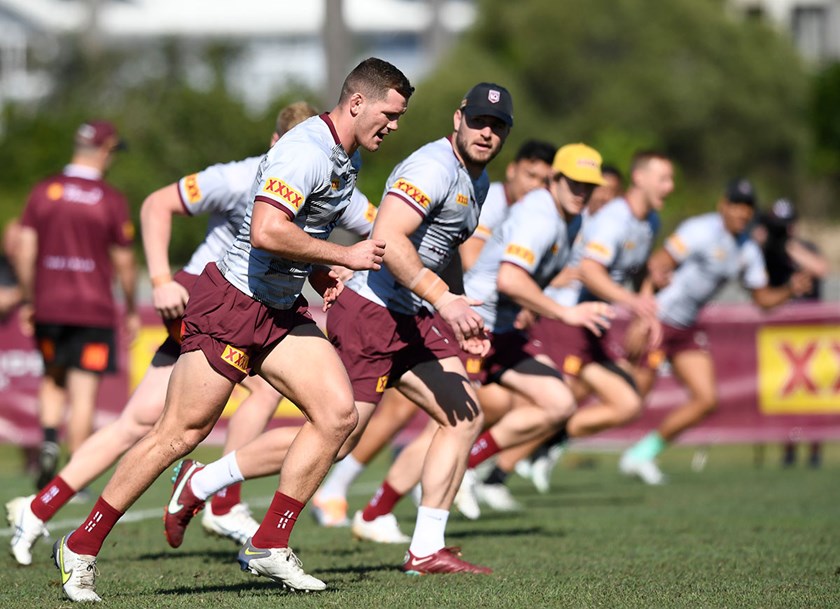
[1, 442, 838, 609]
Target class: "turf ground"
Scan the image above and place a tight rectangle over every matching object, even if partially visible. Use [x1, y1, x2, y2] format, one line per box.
[1, 442, 838, 609]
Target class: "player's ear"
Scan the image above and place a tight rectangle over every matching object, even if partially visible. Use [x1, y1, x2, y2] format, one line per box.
[453, 108, 463, 132]
[349, 92, 364, 117]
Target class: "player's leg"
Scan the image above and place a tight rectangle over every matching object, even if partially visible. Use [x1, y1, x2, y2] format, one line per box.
[618, 365, 670, 484]
[314, 388, 418, 527]
[203, 374, 281, 542]
[394, 357, 491, 573]
[237, 323, 357, 591]
[566, 362, 642, 438]
[7, 358, 175, 566]
[36, 368, 66, 489]
[64, 369, 100, 458]
[53, 349, 236, 602]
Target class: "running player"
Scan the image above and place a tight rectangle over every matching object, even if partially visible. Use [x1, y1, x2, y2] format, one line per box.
[15, 121, 138, 491]
[518, 151, 673, 483]
[310, 138, 556, 527]
[50, 58, 412, 602]
[619, 178, 814, 484]
[5, 102, 378, 566]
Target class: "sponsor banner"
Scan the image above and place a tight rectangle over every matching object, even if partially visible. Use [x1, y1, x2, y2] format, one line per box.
[1, 302, 839, 448]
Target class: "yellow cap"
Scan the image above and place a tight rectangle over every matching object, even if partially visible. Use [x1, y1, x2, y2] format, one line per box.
[552, 143, 605, 185]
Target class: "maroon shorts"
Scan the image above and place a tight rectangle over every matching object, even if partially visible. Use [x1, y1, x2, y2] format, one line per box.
[327, 288, 461, 404]
[34, 324, 117, 374]
[525, 317, 618, 378]
[458, 330, 554, 386]
[639, 322, 709, 370]
[154, 270, 200, 362]
[180, 263, 315, 383]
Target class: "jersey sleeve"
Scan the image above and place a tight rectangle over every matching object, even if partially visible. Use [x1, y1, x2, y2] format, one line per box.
[337, 188, 376, 237]
[19, 185, 42, 230]
[254, 143, 325, 219]
[385, 154, 452, 218]
[663, 217, 708, 265]
[740, 240, 769, 290]
[580, 210, 625, 267]
[177, 158, 257, 217]
[498, 195, 557, 275]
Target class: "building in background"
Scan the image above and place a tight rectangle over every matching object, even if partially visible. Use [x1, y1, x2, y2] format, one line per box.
[0, 0, 475, 113]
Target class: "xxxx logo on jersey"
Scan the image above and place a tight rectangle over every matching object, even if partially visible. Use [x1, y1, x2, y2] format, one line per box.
[666, 234, 688, 257]
[183, 174, 202, 204]
[505, 244, 535, 266]
[221, 345, 249, 373]
[263, 177, 304, 210]
[393, 178, 430, 209]
[585, 241, 612, 259]
[456, 193, 469, 206]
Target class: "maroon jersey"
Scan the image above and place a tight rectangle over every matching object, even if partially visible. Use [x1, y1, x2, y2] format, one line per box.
[20, 165, 134, 327]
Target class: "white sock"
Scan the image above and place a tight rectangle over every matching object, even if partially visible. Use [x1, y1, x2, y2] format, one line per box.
[317, 454, 365, 499]
[409, 506, 448, 557]
[190, 452, 244, 501]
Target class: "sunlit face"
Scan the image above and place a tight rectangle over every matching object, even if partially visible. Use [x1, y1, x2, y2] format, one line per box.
[719, 200, 755, 235]
[505, 158, 553, 202]
[588, 172, 622, 214]
[551, 174, 596, 218]
[634, 158, 674, 211]
[355, 88, 409, 152]
[453, 110, 510, 169]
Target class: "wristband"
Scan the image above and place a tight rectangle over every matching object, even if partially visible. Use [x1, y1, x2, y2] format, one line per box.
[151, 274, 173, 288]
[408, 268, 450, 305]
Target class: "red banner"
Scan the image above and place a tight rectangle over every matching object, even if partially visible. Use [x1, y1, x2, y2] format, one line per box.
[1, 302, 839, 448]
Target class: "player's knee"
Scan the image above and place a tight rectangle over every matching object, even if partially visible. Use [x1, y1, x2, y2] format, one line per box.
[697, 393, 718, 417]
[614, 392, 644, 425]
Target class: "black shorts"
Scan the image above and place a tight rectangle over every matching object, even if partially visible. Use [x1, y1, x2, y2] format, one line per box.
[34, 324, 117, 374]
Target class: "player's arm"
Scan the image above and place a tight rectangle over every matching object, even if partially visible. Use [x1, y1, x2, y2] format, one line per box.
[251, 201, 384, 270]
[786, 239, 829, 279]
[140, 183, 190, 320]
[750, 273, 813, 309]
[372, 193, 483, 342]
[13, 225, 37, 336]
[646, 247, 677, 291]
[111, 244, 139, 340]
[579, 258, 655, 317]
[497, 262, 612, 335]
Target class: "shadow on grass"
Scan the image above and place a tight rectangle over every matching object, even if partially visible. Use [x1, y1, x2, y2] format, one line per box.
[134, 549, 234, 562]
[447, 525, 559, 540]
[155, 581, 342, 596]
[525, 492, 644, 509]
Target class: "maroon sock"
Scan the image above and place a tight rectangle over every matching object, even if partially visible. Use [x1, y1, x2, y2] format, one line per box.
[66, 497, 124, 557]
[468, 431, 501, 469]
[210, 482, 242, 515]
[250, 492, 304, 549]
[361, 481, 403, 522]
[30, 476, 75, 522]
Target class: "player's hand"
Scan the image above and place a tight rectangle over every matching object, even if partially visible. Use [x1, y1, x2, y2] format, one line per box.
[514, 308, 536, 330]
[560, 301, 615, 336]
[124, 311, 141, 343]
[18, 302, 34, 337]
[788, 271, 813, 298]
[153, 280, 189, 321]
[436, 294, 485, 342]
[629, 294, 658, 320]
[309, 267, 344, 312]
[460, 333, 491, 357]
[330, 264, 354, 284]
[343, 239, 386, 271]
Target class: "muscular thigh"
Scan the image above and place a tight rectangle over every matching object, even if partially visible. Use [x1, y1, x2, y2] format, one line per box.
[671, 349, 716, 402]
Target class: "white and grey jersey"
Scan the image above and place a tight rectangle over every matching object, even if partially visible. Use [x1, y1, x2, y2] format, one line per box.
[177, 156, 262, 276]
[556, 197, 654, 304]
[465, 188, 573, 332]
[472, 181, 511, 241]
[657, 212, 767, 327]
[339, 188, 377, 237]
[218, 114, 358, 309]
[346, 137, 490, 315]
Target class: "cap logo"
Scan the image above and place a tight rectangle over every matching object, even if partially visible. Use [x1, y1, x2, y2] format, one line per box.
[577, 158, 599, 169]
[488, 90, 500, 104]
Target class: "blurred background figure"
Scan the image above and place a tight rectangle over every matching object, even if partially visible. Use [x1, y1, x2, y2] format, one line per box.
[752, 197, 830, 468]
[15, 120, 138, 492]
[587, 164, 624, 215]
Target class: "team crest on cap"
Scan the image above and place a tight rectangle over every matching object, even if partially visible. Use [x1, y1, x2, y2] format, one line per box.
[488, 90, 500, 103]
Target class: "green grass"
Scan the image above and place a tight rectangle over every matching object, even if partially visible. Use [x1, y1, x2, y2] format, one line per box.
[1, 442, 838, 609]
